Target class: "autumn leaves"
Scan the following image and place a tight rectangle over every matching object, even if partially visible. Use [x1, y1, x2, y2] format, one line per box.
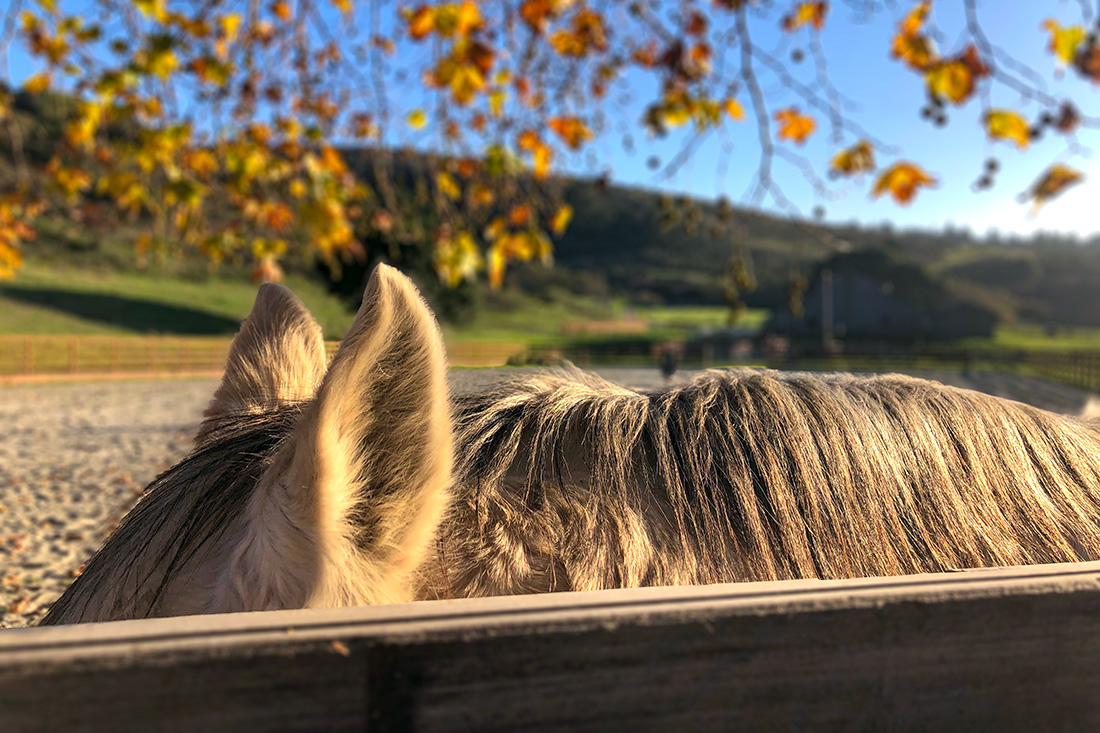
[0, 0, 1094, 291]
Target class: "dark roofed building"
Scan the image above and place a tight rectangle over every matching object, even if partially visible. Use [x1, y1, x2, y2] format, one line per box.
[766, 249, 998, 342]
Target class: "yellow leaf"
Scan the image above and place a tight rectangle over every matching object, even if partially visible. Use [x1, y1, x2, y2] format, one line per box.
[925, 46, 988, 105]
[434, 230, 483, 287]
[407, 109, 428, 129]
[724, 98, 745, 121]
[449, 63, 485, 105]
[220, 13, 242, 40]
[985, 110, 1030, 150]
[871, 161, 937, 205]
[23, 73, 51, 94]
[925, 61, 972, 104]
[489, 89, 507, 117]
[437, 171, 462, 201]
[134, 0, 167, 22]
[1043, 19, 1086, 66]
[331, 0, 351, 13]
[550, 204, 573, 236]
[782, 2, 828, 32]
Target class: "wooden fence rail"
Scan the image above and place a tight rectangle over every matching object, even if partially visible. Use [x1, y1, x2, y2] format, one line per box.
[6, 334, 1100, 395]
[3, 561, 1100, 730]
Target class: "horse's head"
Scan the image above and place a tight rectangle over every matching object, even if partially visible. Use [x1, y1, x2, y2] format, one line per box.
[43, 264, 453, 624]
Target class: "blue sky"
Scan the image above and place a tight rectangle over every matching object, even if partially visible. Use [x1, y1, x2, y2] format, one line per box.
[6, 1, 1098, 237]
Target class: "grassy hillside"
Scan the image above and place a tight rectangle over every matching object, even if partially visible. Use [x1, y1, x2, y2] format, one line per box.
[6, 86, 1100, 337]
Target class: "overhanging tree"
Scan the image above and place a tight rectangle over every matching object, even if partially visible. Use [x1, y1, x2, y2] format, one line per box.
[1, 0, 1096, 309]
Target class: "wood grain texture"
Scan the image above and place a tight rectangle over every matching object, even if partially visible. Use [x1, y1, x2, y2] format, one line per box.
[3, 562, 1100, 731]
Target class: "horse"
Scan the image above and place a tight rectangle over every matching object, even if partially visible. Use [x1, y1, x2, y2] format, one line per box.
[42, 265, 1100, 624]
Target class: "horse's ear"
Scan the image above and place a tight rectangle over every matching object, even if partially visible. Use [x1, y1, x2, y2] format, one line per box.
[220, 264, 453, 610]
[197, 284, 328, 447]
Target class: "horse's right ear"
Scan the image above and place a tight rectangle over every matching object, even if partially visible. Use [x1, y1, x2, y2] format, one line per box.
[196, 283, 328, 446]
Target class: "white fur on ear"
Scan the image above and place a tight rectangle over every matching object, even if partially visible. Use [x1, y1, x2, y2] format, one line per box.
[218, 264, 453, 611]
[197, 283, 327, 446]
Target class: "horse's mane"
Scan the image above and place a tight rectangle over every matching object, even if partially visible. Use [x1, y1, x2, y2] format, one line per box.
[40, 406, 302, 625]
[450, 368, 1100, 589]
[43, 367, 1100, 623]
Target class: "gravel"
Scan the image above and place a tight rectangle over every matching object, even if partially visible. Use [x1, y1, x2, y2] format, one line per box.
[0, 367, 1092, 628]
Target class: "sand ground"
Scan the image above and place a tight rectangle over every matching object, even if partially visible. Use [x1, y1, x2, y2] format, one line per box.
[0, 367, 1092, 628]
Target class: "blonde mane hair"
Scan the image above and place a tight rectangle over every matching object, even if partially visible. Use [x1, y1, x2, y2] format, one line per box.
[42, 265, 1100, 625]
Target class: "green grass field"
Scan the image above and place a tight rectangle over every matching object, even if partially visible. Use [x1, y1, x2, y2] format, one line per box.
[0, 260, 767, 346]
[0, 262, 357, 339]
[975, 324, 1100, 352]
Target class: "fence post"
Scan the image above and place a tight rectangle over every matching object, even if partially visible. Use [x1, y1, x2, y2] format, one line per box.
[23, 340, 34, 375]
[68, 341, 78, 374]
[110, 341, 121, 373]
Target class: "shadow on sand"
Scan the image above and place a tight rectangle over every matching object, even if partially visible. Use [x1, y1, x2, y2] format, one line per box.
[0, 287, 241, 334]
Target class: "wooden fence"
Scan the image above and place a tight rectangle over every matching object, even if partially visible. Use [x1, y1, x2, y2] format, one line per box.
[3, 561, 1100, 729]
[0, 336, 527, 379]
[6, 333, 1100, 395]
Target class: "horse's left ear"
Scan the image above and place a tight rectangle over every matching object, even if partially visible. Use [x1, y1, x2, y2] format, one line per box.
[196, 283, 328, 446]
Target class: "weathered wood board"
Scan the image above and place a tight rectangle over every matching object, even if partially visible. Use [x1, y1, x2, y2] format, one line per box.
[3, 561, 1100, 731]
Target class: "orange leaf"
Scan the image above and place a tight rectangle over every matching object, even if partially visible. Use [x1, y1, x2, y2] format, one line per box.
[724, 98, 745, 121]
[891, 32, 937, 71]
[829, 140, 874, 176]
[871, 162, 937, 204]
[1024, 164, 1084, 212]
[509, 203, 532, 227]
[687, 11, 708, 36]
[899, 1, 931, 37]
[520, 0, 573, 33]
[271, 1, 291, 22]
[518, 129, 553, 178]
[407, 6, 434, 40]
[549, 9, 607, 57]
[782, 2, 828, 32]
[548, 116, 593, 150]
[774, 107, 816, 144]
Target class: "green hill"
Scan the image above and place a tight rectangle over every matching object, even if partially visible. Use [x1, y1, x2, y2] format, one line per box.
[5, 85, 1100, 339]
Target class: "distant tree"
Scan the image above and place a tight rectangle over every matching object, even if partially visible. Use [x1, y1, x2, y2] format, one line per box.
[1, 0, 1096, 313]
